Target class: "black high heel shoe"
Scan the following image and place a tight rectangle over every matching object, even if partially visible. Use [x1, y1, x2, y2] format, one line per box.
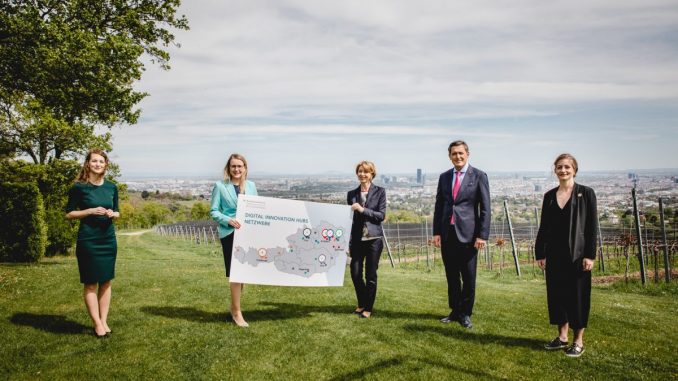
[93, 329, 109, 339]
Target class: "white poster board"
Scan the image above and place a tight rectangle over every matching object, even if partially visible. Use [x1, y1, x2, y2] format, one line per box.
[230, 195, 352, 286]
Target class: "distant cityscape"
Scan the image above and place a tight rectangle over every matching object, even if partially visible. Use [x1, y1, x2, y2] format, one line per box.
[122, 169, 678, 226]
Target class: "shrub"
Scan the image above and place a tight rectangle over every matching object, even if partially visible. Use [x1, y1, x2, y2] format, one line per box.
[0, 182, 47, 262]
[0, 159, 78, 256]
[191, 201, 210, 220]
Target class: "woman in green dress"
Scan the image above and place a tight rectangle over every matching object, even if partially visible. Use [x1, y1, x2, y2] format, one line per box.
[66, 149, 120, 338]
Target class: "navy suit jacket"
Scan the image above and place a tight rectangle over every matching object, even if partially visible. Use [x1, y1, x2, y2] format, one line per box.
[347, 185, 386, 244]
[433, 165, 491, 243]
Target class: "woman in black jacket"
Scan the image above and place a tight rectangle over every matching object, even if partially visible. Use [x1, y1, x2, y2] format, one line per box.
[347, 161, 386, 318]
[535, 153, 598, 358]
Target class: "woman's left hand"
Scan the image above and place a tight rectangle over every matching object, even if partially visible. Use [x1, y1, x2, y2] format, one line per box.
[582, 258, 594, 272]
[105, 209, 119, 218]
[351, 203, 364, 213]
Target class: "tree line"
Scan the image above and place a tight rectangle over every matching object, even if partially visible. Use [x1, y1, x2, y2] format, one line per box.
[117, 191, 210, 229]
[0, 0, 188, 261]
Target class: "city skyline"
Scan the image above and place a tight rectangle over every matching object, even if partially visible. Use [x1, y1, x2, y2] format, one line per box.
[108, 1, 678, 177]
[120, 167, 678, 181]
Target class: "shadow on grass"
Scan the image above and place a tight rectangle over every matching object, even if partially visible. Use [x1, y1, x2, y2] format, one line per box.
[141, 303, 440, 323]
[403, 323, 543, 350]
[10, 313, 89, 334]
[0, 261, 65, 267]
[258, 302, 441, 321]
[141, 304, 328, 323]
[328, 355, 505, 381]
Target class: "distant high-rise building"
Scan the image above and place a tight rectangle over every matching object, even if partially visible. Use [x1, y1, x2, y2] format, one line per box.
[534, 184, 542, 192]
[416, 168, 422, 184]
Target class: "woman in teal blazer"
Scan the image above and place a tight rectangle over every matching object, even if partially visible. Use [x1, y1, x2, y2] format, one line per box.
[210, 153, 257, 327]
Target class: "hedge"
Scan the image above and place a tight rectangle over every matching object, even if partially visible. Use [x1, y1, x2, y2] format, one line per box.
[0, 182, 47, 262]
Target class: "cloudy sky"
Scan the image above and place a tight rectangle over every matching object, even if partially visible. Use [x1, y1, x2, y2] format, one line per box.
[111, 0, 678, 178]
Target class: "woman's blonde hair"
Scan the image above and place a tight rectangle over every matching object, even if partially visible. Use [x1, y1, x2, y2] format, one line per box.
[224, 153, 248, 193]
[75, 149, 109, 183]
[355, 160, 377, 179]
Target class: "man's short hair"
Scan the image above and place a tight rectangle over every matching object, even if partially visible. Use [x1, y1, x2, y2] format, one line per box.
[448, 140, 469, 154]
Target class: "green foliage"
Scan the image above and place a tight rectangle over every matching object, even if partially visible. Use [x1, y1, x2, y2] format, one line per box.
[117, 199, 192, 228]
[117, 191, 209, 228]
[190, 201, 210, 220]
[135, 190, 192, 201]
[0, 159, 79, 256]
[0, 0, 189, 164]
[141, 201, 172, 226]
[0, 182, 47, 262]
[387, 209, 426, 223]
[0, 0, 181, 256]
[116, 202, 138, 229]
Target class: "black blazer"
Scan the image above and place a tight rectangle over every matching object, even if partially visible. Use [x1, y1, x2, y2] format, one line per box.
[535, 183, 598, 262]
[347, 185, 386, 243]
[433, 165, 491, 243]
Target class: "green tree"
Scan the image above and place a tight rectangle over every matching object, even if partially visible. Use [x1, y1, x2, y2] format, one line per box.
[116, 201, 138, 229]
[0, 0, 189, 163]
[191, 201, 210, 221]
[141, 201, 170, 227]
[0, 1, 187, 257]
[387, 209, 425, 223]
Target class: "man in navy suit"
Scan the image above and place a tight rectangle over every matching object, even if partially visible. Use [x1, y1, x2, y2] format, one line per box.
[433, 140, 491, 328]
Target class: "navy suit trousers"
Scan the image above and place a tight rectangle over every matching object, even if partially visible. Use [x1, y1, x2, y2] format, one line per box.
[441, 225, 478, 316]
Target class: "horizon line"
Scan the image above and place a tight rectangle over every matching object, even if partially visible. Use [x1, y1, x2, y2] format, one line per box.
[120, 167, 678, 180]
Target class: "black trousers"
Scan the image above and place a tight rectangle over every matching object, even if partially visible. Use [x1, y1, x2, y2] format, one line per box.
[219, 234, 234, 278]
[350, 238, 383, 312]
[441, 225, 478, 316]
[545, 249, 591, 330]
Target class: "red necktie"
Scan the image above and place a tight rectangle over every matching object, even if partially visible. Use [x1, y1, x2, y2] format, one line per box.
[451, 171, 461, 224]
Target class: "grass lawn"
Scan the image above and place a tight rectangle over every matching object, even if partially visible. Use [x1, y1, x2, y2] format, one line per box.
[1, 232, 676, 380]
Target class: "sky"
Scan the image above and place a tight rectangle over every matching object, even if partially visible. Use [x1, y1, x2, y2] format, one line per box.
[111, 0, 678, 178]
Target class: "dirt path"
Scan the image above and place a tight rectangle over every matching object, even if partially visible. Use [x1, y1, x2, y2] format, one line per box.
[118, 229, 153, 236]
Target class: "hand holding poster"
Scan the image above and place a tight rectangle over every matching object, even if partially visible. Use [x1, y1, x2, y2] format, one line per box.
[230, 195, 352, 286]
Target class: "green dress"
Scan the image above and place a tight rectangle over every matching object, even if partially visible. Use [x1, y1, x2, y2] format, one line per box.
[66, 180, 119, 284]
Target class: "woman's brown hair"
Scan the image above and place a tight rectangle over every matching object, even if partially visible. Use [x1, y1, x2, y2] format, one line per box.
[75, 149, 109, 183]
[553, 153, 578, 176]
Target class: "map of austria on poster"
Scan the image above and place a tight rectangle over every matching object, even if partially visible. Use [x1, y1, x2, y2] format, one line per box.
[230, 195, 353, 287]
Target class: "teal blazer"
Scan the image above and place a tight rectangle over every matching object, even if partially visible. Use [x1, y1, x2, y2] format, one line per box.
[209, 180, 258, 238]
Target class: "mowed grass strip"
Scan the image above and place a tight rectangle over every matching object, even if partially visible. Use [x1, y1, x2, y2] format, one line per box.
[1, 232, 676, 381]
